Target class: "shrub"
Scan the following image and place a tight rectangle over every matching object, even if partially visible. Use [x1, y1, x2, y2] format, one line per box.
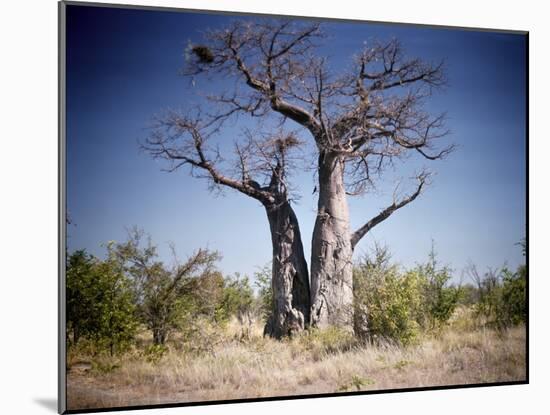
[66, 250, 98, 346]
[457, 283, 479, 306]
[190, 270, 226, 322]
[415, 244, 462, 329]
[142, 344, 168, 363]
[337, 375, 375, 392]
[220, 273, 255, 322]
[66, 249, 138, 355]
[500, 238, 526, 328]
[253, 263, 273, 323]
[91, 359, 120, 374]
[468, 263, 526, 329]
[179, 317, 224, 354]
[353, 245, 423, 345]
[91, 257, 138, 355]
[112, 229, 222, 345]
[498, 265, 527, 327]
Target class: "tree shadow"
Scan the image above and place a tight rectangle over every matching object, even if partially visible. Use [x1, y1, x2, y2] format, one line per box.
[34, 398, 57, 413]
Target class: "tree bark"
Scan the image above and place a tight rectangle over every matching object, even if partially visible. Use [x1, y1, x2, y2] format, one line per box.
[263, 200, 310, 338]
[310, 152, 354, 330]
[152, 328, 167, 345]
[72, 326, 79, 346]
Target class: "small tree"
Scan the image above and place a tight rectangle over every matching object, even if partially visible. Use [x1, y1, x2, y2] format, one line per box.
[66, 250, 97, 345]
[113, 229, 221, 345]
[66, 249, 137, 355]
[497, 266, 526, 327]
[92, 251, 138, 355]
[416, 243, 461, 329]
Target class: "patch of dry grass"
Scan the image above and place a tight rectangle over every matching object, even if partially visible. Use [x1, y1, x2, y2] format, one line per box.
[67, 317, 526, 410]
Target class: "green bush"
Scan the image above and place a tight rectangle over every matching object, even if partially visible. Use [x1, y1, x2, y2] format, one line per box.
[498, 239, 527, 327]
[466, 238, 527, 329]
[253, 264, 273, 323]
[112, 229, 222, 345]
[66, 249, 138, 355]
[353, 246, 424, 345]
[415, 245, 462, 330]
[469, 264, 526, 329]
[498, 265, 527, 327]
[220, 273, 255, 322]
[353, 243, 462, 345]
[66, 250, 98, 346]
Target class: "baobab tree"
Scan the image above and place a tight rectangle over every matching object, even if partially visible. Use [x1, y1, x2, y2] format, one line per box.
[144, 112, 310, 338]
[147, 19, 453, 333]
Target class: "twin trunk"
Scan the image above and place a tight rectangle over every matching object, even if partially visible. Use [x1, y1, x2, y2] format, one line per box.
[264, 153, 355, 337]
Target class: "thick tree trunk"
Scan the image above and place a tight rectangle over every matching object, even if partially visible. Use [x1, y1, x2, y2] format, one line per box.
[263, 200, 310, 339]
[310, 153, 354, 330]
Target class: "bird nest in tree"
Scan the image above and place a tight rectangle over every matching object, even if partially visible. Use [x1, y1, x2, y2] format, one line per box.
[191, 45, 215, 63]
[275, 134, 300, 153]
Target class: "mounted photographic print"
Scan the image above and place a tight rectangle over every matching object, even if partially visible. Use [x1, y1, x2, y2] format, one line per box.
[58, 1, 528, 413]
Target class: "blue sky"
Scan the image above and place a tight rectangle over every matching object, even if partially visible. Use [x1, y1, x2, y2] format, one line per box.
[66, 5, 526, 282]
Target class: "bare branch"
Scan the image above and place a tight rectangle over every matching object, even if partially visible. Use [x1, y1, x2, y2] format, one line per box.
[143, 112, 274, 204]
[179, 22, 454, 204]
[350, 172, 429, 249]
[185, 20, 324, 137]
[143, 110, 306, 208]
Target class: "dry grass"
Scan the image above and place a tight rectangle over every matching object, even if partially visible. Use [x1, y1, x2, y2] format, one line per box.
[67, 317, 526, 410]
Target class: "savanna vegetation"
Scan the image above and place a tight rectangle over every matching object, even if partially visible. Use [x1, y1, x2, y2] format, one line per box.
[65, 18, 526, 411]
[66, 233, 526, 410]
